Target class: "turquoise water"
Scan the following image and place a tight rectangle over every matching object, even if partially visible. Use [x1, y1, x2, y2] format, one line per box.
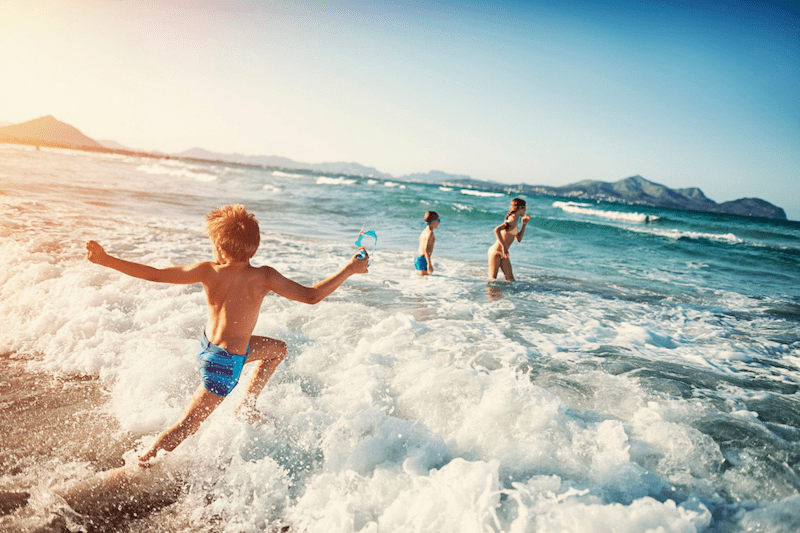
[2, 144, 799, 532]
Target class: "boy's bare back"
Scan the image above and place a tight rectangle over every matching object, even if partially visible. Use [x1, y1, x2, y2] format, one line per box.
[192, 260, 273, 356]
[415, 212, 439, 276]
[417, 227, 435, 257]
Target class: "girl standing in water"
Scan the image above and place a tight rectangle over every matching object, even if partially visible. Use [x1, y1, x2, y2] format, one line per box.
[488, 198, 529, 281]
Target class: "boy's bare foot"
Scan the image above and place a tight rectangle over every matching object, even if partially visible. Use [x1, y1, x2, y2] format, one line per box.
[235, 403, 275, 425]
[138, 448, 158, 468]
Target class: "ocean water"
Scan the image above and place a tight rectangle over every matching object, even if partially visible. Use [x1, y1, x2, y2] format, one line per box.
[1, 143, 799, 532]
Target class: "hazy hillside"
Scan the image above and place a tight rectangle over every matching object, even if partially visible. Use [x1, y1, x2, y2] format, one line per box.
[519, 175, 787, 220]
[0, 115, 788, 220]
[176, 148, 390, 178]
[0, 115, 104, 149]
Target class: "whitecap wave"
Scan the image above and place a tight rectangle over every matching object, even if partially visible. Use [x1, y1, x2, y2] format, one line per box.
[317, 176, 357, 186]
[272, 170, 307, 178]
[553, 201, 656, 223]
[630, 226, 743, 244]
[136, 162, 217, 182]
[461, 189, 504, 198]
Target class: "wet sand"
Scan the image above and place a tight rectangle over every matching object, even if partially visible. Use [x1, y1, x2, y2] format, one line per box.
[0, 352, 135, 476]
[0, 353, 156, 532]
[0, 354, 292, 533]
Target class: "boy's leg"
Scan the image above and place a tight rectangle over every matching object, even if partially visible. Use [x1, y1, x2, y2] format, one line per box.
[139, 385, 224, 465]
[235, 335, 287, 421]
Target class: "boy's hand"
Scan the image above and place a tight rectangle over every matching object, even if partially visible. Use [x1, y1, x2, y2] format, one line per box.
[350, 249, 369, 274]
[85, 240, 108, 264]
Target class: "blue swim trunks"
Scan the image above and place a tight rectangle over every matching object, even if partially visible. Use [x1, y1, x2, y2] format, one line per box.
[414, 255, 428, 271]
[197, 332, 249, 397]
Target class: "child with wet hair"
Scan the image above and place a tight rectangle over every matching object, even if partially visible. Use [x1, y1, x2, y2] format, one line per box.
[86, 204, 369, 465]
[414, 211, 440, 276]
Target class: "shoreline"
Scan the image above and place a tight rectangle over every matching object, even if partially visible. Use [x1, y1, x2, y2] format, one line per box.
[0, 353, 137, 481]
[1, 138, 790, 222]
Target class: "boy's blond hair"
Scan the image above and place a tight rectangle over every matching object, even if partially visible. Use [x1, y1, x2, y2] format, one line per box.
[205, 204, 260, 262]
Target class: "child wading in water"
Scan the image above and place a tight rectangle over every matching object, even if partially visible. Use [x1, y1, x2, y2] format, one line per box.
[414, 211, 440, 276]
[488, 198, 529, 281]
[86, 204, 369, 466]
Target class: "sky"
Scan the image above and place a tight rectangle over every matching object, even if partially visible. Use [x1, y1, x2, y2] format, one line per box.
[1, 0, 799, 220]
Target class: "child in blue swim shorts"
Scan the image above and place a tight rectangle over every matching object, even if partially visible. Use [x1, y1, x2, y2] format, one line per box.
[197, 331, 249, 397]
[87, 204, 370, 465]
[415, 211, 439, 276]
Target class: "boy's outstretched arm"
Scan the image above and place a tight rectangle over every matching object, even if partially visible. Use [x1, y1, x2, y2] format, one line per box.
[265, 250, 369, 305]
[86, 241, 209, 285]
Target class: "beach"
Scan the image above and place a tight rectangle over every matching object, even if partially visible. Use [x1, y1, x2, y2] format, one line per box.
[1, 143, 799, 532]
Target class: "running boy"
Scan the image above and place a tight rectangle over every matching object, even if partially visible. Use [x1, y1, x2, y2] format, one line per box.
[414, 211, 440, 276]
[86, 204, 369, 465]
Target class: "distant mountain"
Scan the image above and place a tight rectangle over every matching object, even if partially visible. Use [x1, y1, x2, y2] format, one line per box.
[0, 115, 104, 149]
[518, 175, 787, 220]
[150, 149, 792, 220]
[543, 175, 719, 211]
[0, 116, 162, 158]
[176, 148, 390, 178]
[716, 198, 787, 219]
[0, 116, 786, 220]
[401, 173, 785, 219]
